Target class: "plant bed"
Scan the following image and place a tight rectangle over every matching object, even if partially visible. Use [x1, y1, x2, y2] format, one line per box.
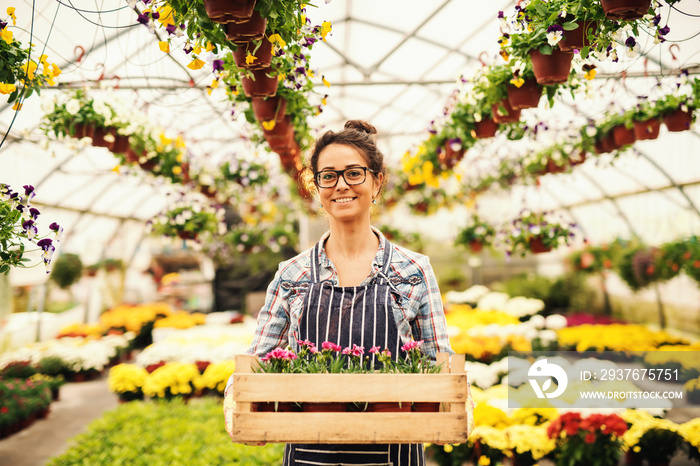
[227, 353, 471, 444]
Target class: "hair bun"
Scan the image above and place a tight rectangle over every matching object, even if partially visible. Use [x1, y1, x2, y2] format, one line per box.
[344, 120, 377, 135]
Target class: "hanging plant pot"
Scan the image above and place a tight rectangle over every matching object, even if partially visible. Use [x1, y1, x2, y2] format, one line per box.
[111, 134, 130, 153]
[469, 241, 483, 253]
[139, 157, 158, 171]
[177, 231, 198, 241]
[71, 122, 94, 139]
[225, 10, 266, 43]
[91, 126, 115, 149]
[251, 95, 287, 123]
[602, 132, 621, 152]
[529, 236, 552, 254]
[438, 141, 465, 169]
[558, 20, 598, 53]
[125, 147, 142, 164]
[633, 118, 661, 140]
[570, 151, 587, 166]
[545, 159, 567, 174]
[241, 67, 278, 98]
[594, 138, 607, 155]
[612, 125, 636, 147]
[663, 108, 693, 132]
[507, 79, 542, 110]
[472, 118, 499, 139]
[266, 127, 296, 152]
[233, 39, 272, 70]
[491, 98, 521, 123]
[530, 49, 573, 85]
[600, 0, 651, 20]
[203, 0, 257, 24]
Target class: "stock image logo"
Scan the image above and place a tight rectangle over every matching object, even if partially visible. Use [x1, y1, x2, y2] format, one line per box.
[528, 358, 568, 399]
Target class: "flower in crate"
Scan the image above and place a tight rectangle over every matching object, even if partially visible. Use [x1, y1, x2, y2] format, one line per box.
[547, 412, 628, 466]
[258, 347, 297, 373]
[108, 363, 147, 400]
[142, 362, 201, 399]
[398, 339, 442, 374]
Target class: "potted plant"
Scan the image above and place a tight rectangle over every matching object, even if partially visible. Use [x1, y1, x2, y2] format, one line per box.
[506, 62, 543, 110]
[49, 253, 83, 290]
[455, 215, 496, 253]
[616, 244, 660, 291]
[681, 236, 700, 285]
[633, 424, 685, 466]
[107, 363, 148, 402]
[504, 210, 577, 256]
[547, 412, 628, 466]
[148, 198, 226, 241]
[508, 30, 574, 86]
[655, 93, 696, 132]
[475, 64, 521, 124]
[630, 101, 661, 140]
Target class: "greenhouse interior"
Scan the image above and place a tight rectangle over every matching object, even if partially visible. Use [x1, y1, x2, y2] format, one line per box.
[2, 0, 700, 465]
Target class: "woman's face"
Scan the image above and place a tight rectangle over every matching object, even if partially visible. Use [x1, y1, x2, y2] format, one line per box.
[316, 144, 382, 221]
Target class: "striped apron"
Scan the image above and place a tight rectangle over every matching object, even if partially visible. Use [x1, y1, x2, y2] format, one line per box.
[283, 236, 425, 466]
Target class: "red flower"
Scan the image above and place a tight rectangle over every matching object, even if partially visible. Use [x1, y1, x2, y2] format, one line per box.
[1, 406, 8, 414]
[584, 432, 596, 444]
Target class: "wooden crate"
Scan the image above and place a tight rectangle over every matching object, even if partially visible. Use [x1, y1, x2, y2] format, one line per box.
[229, 352, 471, 444]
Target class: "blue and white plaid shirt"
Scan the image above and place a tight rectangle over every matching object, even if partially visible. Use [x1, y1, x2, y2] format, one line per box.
[247, 227, 452, 359]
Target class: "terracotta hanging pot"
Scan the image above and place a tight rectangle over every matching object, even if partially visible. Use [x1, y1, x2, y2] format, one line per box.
[570, 151, 587, 166]
[91, 126, 114, 149]
[472, 118, 499, 139]
[225, 10, 266, 43]
[612, 125, 636, 147]
[439, 141, 465, 169]
[125, 147, 142, 164]
[602, 132, 621, 152]
[529, 236, 552, 254]
[594, 138, 607, 155]
[241, 67, 278, 98]
[530, 49, 573, 85]
[177, 231, 198, 240]
[266, 126, 296, 152]
[262, 115, 292, 137]
[663, 108, 693, 132]
[112, 134, 130, 153]
[233, 38, 272, 70]
[558, 20, 598, 53]
[633, 118, 660, 140]
[545, 159, 567, 174]
[252, 95, 287, 123]
[469, 241, 483, 253]
[491, 98, 521, 123]
[203, 0, 257, 24]
[600, 0, 652, 20]
[507, 78, 542, 110]
[71, 122, 94, 139]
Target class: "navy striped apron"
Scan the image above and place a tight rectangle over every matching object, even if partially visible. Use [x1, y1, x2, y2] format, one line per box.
[283, 236, 425, 466]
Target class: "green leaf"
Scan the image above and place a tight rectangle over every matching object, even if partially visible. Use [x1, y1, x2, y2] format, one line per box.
[562, 21, 579, 31]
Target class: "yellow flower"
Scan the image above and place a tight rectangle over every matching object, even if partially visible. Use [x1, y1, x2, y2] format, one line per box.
[200, 361, 236, 393]
[193, 45, 202, 55]
[0, 83, 16, 94]
[174, 135, 186, 149]
[12, 101, 22, 110]
[584, 69, 597, 80]
[175, 152, 183, 163]
[321, 21, 332, 41]
[159, 133, 173, 146]
[499, 49, 509, 62]
[245, 53, 257, 65]
[51, 63, 61, 77]
[261, 120, 276, 131]
[108, 364, 148, 394]
[112, 165, 121, 173]
[205, 42, 214, 52]
[268, 33, 286, 48]
[172, 165, 182, 175]
[157, 5, 175, 26]
[443, 444, 453, 453]
[321, 96, 327, 105]
[510, 76, 525, 87]
[158, 41, 170, 53]
[7, 7, 17, 25]
[306, 68, 315, 78]
[20, 60, 38, 81]
[1, 28, 13, 45]
[478, 456, 491, 465]
[187, 58, 205, 70]
[322, 76, 331, 87]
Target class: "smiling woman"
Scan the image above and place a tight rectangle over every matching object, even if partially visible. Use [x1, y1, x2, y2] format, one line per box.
[223, 120, 456, 466]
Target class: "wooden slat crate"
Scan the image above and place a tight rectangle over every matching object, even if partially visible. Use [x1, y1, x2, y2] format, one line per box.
[229, 352, 471, 444]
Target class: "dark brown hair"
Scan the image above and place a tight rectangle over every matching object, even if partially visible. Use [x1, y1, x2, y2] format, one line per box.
[309, 120, 387, 192]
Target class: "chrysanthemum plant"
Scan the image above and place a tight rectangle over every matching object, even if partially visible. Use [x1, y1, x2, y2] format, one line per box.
[0, 184, 62, 274]
[547, 412, 628, 466]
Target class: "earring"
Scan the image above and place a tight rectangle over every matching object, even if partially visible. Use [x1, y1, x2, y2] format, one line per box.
[372, 199, 377, 204]
[319, 203, 323, 208]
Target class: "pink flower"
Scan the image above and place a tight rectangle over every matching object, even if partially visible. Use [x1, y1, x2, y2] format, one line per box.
[321, 341, 341, 352]
[351, 344, 364, 357]
[309, 346, 319, 354]
[369, 346, 381, 354]
[401, 340, 424, 352]
[342, 347, 351, 355]
[263, 347, 297, 361]
[382, 349, 392, 357]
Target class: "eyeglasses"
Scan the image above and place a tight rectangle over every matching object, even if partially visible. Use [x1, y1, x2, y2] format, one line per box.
[314, 167, 376, 188]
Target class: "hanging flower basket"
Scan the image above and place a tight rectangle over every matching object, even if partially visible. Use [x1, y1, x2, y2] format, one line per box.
[177, 231, 198, 241]
[125, 147, 142, 164]
[472, 118, 499, 139]
[491, 98, 521, 124]
[241, 68, 278, 98]
[633, 119, 661, 140]
[600, 0, 652, 20]
[233, 39, 273, 70]
[112, 134, 130, 153]
[663, 109, 693, 132]
[469, 240, 483, 253]
[529, 236, 552, 254]
[612, 125, 636, 147]
[507, 79, 542, 110]
[570, 151, 587, 166]
[203, 0, 257, 24]
[91, 126, 114, 148]
[558, 20, 598, 53]
[251, 96, 287, 123]
[545, 159, 567, 175]
[601, 132, 621, 152]
[530, 49, 573, 85]
[266, 127, 296, 152]
[438, 140, 465, 169]
[225, 10, 266, 43]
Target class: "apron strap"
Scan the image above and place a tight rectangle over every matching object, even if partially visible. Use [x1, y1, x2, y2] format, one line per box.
[311, 232, 395, 285]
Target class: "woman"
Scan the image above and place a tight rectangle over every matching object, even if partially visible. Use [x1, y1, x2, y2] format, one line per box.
[226, 120, 452, 465]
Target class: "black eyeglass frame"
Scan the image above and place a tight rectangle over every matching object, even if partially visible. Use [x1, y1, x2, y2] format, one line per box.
[314, 167, 377, 188]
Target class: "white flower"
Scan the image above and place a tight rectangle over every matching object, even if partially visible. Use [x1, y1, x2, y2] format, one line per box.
[545, 314, 568, 330]
[66, 99, 81, 115]
[546, 30, 563, 46]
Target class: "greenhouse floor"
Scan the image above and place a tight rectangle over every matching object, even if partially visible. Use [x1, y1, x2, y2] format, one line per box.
[0, 372, 697, 466]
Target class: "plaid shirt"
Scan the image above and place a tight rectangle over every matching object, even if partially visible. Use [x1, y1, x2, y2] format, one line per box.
[247, 227, 452, 360]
